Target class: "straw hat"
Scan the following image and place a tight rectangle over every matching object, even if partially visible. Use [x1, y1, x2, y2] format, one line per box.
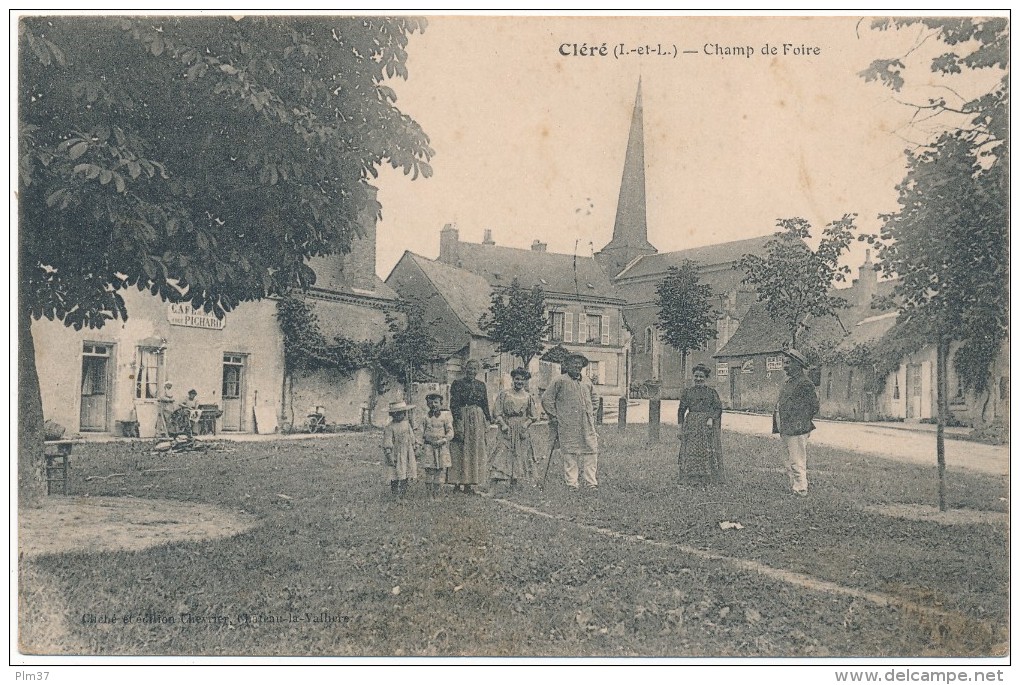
[387, 401, 413, 414]
[783, 348, 810, 367]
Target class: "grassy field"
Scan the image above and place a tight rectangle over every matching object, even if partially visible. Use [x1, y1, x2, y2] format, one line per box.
[19, 425, 1008, 657]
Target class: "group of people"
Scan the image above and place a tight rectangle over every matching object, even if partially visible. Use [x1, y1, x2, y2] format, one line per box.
[383, 346, 819, 501]
[157, 381, 202, 438]
[676, 347, 820, 496]
[381, 353, 601, 500]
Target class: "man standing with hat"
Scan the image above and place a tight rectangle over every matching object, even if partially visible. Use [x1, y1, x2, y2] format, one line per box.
[542, 353, 600, 492]
[773, 348, 819, 497]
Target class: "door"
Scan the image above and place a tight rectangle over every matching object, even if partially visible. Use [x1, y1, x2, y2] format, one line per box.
[906, 363, 922, 419]
[80, 343, 112, 431]
[729, 367, 741, 410]
[221, 353, 246, 431]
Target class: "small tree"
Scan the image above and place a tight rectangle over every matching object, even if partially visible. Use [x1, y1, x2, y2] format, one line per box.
[861, 17, 1008, 511]
[655, 261, 718, 383]
[479, 278, 550, 368]
[738, 215, 856, 348]
[378, 310, 439, 403]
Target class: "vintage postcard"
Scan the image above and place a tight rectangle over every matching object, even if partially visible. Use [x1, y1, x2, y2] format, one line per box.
[13, 11, 1009, 676]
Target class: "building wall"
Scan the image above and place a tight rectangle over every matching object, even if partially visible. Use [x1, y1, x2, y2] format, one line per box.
[34, 288, 285, 437]
[715, 353, 787, 411]
[542, 297, 628, 399]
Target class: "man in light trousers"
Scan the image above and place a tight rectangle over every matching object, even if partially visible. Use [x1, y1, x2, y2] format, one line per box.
[542, 353, 600, 491]
[773, 348, 819, 497]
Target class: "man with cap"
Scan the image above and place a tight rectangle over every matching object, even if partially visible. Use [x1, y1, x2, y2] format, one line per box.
[542, 353, 600, 492]
[773, 348, 819, 497]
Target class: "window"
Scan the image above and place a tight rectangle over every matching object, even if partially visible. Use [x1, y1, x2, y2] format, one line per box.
[954, 372, 965, 400]
[846, 370, 854, 399]
[643, 327, 654, 354]
[893, 373, 901, 400]
[825, 371, 833, 400]
[588, 361, 600, 385]
[550, 312, 565, 342]
[586, 315, 602, 344]
[716, 363, 729, 377]
[135, 347, 165, 399]
[223, 354, 244, 399]
[766, 356, 784, 372]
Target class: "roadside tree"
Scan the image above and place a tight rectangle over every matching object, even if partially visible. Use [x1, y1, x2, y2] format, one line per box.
[479, 278, 550, 369]
[738, 215, 857, 349]
[655, 261, 717, 384]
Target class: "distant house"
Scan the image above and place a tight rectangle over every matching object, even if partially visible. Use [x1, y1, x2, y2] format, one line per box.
[433, 226, 630, 399]
[713, 257, 890, 415]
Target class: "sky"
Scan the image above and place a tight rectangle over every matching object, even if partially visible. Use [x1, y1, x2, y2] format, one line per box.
[370, 14, 1002, 281]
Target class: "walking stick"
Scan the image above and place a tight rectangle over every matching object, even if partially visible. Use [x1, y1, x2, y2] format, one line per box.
[539, 419, 559, 490]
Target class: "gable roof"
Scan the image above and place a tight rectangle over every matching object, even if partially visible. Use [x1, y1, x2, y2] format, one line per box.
[713, 302, 790, 358]
[387, 252, 493, 340]
[616, 234, 777, 280]
[451, 242, 622, 301]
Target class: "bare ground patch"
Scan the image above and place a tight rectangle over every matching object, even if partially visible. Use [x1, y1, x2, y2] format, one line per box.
[19, 496, 259, 558]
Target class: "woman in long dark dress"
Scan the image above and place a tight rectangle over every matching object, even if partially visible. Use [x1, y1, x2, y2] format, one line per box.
[677, 364, 724, 482]
[448, 359, 491, 494]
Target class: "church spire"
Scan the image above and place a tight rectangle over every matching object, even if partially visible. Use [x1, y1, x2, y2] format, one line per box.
[596, 80, 657, 278]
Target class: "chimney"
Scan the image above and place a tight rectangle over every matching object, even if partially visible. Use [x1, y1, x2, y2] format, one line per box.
[482, 228, 495, 245]
[439, 223, 459, 265]
[855, 248, 878, 308]
[531, 240, 547, 252]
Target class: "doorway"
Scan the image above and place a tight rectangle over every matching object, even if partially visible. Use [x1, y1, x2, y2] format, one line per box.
[906, 363, 922, 419]
[222, 353, 247, 431]
[80, 343, 113, 432]
[729, 367, 741, 410]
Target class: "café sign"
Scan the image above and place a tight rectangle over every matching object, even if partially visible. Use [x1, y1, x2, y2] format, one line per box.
[167, 303, 226, 330]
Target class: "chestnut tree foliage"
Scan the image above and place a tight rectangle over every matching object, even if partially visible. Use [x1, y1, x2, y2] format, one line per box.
[860, 17, 1008, 396]
[17, 16, 433, 498]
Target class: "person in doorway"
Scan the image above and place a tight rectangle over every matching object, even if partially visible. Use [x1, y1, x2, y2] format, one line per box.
[677, 364, 724, 483]
[448, 359, 491, 494]
[383, 401, 418, 500]
[419, 393, 454, 499]
[490, 367, 539, 494]
[542, 353, 600, 492]
[773, 348, 820, 497]
[156, 381, 176, 437]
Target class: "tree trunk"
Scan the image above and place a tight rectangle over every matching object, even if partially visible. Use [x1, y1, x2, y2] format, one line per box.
[936, 334, 949, 512]
[18, 308, 46, 508]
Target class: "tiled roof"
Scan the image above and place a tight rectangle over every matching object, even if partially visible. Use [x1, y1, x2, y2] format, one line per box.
[451, 242, 621, 300]
[397, 253, 494, 338]
[616, 234, 777, 280]
[713, 302, 790, 358]
[838, 311, 898, 350]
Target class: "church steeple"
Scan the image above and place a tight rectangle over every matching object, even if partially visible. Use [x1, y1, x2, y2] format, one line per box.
[596, 80, 657, 278]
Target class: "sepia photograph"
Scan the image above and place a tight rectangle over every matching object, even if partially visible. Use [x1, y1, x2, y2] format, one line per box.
[12, 10, 1010, 677]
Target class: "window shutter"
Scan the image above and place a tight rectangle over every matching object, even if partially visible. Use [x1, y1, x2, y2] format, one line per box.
[602, 314, 611, 346]
[541, 312, 550, 341]
[606, 355, 619, 385]
[564, 312, 573, 342]
[578, 313, 587, 343]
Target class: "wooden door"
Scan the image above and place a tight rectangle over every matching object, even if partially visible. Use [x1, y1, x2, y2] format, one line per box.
[221, 353, 246, 431]
[80, 343, 111, 431]
[729, 367, 741, 410]
[906, 363, 922, 419]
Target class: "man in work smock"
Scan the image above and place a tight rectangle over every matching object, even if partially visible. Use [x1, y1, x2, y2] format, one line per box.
[542, 353, 600, 491]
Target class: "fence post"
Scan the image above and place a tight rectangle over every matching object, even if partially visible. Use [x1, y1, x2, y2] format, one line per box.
[618, 397, 628, 432]
[649, 399, 661, 442]
[596, 397, 604, 425]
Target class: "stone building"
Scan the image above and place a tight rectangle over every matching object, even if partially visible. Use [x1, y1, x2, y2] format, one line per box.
[34, 208, 404, 437]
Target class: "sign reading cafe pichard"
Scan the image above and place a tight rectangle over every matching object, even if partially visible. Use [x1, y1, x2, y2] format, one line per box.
[167, 303, 226, 330]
